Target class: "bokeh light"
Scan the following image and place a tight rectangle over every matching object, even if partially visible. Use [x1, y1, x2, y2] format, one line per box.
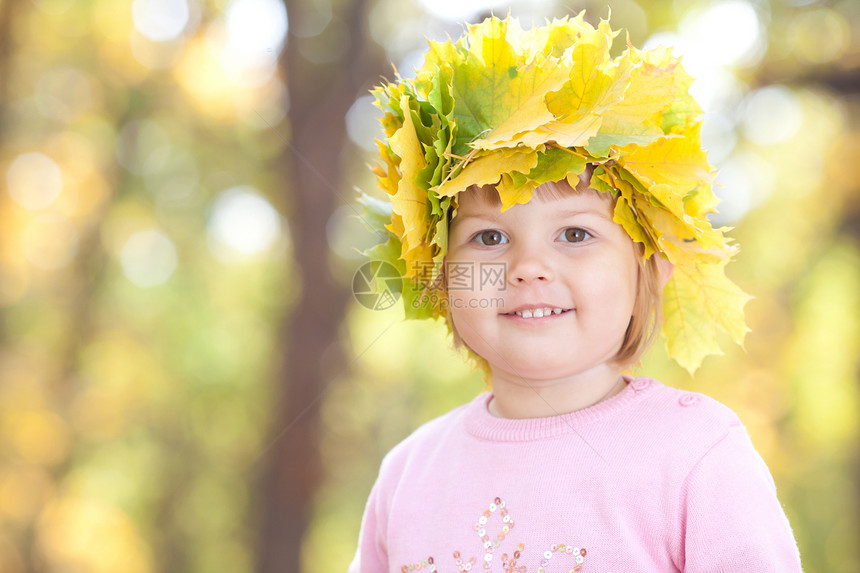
[119, 229, 178, 287]
[742, 85, 803, 146]
[678, 0, 765, 73]
[701, 112, 739, 164]
[417, 0, 555, 22]
[346, 95, 383, 151]
[5, 410, 71, 466]
[711, 151, 775, 224]
[206, 187, 284, 261]
[224, 0, 288, 70]
[788, 8, 850, 64]
[132, 0, 190, 42]
[6, 153, 63, 211]
[36, 497, 153, 573]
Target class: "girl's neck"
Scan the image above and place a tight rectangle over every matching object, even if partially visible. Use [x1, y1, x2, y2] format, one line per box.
[487, 366, 628, 419]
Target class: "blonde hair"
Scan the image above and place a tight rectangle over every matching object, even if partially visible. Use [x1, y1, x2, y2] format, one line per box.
[443, 171, 665, 379]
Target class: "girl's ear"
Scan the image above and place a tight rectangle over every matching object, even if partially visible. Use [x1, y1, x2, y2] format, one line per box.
[655, 254, 674, 289]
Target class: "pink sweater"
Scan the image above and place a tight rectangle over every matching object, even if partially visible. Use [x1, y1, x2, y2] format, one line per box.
[348, 377, 802, 572]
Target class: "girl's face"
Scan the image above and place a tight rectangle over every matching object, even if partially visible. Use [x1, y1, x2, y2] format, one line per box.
[446, 187, 639, 383]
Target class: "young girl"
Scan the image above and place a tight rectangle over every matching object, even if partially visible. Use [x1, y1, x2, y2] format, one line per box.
[350, 14, 803, 572]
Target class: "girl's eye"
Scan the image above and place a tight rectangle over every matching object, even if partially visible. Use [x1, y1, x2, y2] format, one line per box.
[474, 230, 508, 246]
[560, 227, 591, 243]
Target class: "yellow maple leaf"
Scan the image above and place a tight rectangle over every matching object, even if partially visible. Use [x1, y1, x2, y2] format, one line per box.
[436, 18, 528, 145]
[512, 114, 604, 148]
[646, 183, 688, 222]
[585, 54, 676, 155]
[618, 122, 713, 196]
[373, 139, 401, 196]
[627, 44, 703, 133]
[387, 95, 429, 262]
[435, 147, 540, 197]
[504, 23, 623, 149]
[612, 197, 657, 259]
[401, 243, 435, 280]
[533, 13, 595, 59]
[496, 172, 540, 210]
[471, 57, 573, 149]
[684, 185, 721, 218]
[632, 193, 729, 265]
[546, 22, 620, 114]
[662, 260, 752, 373]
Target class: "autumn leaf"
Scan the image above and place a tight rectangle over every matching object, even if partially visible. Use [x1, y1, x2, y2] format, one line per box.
[499, 22, 619, 149]
[427, 62, 455, 117]
[629, 188, 730, 265]
[613, 197, 657, 259]
[588, 166, 617, 195]
[645, 183, 688, 222]
[471, 58, 573, 150]
[511, 114, 604, 149]
[662, 261, 752, 373]
[431, 214, 449, 267]
[387, 95, 429, 265]
[435, 147, 540, 197]
[434, 18, 524, 148]
[527, 13, 595, 59]
[496, 173, 540, 210]
[618, 122, 714, 196]
[584, 55, 675, 156]
[627, 44, 703, 133]
[525, 146, 588, 185]
[683, 185, 721, 219]
[372, 139, 400, 196]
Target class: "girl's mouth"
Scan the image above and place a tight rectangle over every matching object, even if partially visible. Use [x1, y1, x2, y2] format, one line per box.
[502, 307, 572, 319]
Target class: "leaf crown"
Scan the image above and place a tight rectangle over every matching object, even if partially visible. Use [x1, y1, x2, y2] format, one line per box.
[359, 13, 751, 373]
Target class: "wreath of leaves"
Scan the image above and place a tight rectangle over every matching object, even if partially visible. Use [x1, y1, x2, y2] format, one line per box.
[359, 14, 751, 373]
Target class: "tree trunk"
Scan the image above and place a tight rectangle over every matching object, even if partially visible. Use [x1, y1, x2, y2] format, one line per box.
[255, 0, 383, 571]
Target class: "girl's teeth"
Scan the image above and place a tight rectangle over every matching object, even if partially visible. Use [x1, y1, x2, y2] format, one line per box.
[514, 307, 566, 318]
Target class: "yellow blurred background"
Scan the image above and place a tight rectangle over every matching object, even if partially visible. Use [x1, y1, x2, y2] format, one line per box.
[0, 0, 857, 571]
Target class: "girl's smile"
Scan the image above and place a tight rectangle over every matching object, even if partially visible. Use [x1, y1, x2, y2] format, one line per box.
[502, 305, 573, 319]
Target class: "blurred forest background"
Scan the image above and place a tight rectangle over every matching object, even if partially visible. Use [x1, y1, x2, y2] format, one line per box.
[0, 0, 857, 571]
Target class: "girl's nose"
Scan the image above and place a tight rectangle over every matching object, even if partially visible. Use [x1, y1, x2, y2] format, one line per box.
[507, 243, 554, 285]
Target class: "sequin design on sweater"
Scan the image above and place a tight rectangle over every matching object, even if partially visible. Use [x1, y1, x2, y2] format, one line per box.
[400, 497, 587, 572]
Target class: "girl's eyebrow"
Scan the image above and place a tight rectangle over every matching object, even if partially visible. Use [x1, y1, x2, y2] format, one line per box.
[555, 208, 613, 220]
[452, 212, 502, 223]
[454, 206, 612, 223]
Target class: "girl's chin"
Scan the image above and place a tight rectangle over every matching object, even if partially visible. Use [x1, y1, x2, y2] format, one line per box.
[484, 349, 622, 382]
[489, 359, 591, 382]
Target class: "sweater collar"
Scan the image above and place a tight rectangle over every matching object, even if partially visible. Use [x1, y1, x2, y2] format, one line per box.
[462, 376, 661, 441]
